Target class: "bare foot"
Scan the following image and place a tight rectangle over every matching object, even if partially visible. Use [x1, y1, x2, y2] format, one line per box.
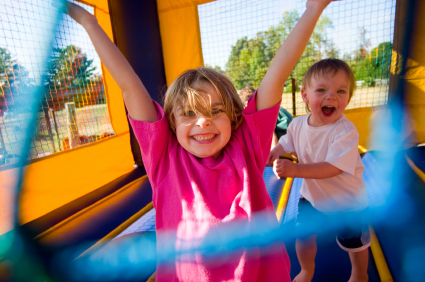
[292, 270, 314, 282]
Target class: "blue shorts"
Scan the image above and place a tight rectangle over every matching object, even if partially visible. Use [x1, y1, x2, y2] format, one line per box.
[296, 197, 371, 253]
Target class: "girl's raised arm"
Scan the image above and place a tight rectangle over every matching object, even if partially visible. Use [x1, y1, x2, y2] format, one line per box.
[65, 2, 157, 122]
[256, 0, 334, 112]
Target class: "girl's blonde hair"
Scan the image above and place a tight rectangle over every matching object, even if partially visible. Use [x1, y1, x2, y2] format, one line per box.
[164, 67, 245, 131]
[302, 58, 356, 112]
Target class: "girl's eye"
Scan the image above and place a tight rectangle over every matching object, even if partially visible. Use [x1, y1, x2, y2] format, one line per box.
[211, 109, 223, 115]
[337, 90, 346, 94]
[317, 89, 325, 93]
[184, 111, 196, 117]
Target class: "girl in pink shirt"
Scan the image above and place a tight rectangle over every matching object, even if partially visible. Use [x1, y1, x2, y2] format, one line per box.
[65, 0, 335, 281]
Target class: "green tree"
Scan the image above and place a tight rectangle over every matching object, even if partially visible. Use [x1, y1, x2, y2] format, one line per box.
[0, 47, 31, 88]
[46, 45, 97, 89]
[44, 45, 102, 108]
[349, 42, 392, 86]
[349, 58, 376, 86]
[225, 36, 269, 89]
[287, 14, 338, 90]
[369, 42, 392, 79]
[225, 11, 337, 91]
[0, 47, 33, 111]
[205, 64, 225, 74]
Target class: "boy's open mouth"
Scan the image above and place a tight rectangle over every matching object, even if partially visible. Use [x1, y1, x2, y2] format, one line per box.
[322, 106, 336, 116]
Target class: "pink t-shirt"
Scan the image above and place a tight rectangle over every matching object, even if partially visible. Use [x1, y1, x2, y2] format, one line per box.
[129, 94, 290, 282]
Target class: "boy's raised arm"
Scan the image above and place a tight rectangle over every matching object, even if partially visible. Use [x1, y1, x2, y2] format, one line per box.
[65, 2, 157, 122]
[256, 0, 334, 111]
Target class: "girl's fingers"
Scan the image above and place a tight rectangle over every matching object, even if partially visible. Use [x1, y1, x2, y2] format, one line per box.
[50, 0, 62, 8]
[50, 0, 68, 12]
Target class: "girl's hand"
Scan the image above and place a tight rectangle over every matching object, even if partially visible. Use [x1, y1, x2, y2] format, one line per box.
[51, 1, 97, 27]
[274, 159, 297, 178]
[306, 0, 337, 11]
[50, 0, 68, 11]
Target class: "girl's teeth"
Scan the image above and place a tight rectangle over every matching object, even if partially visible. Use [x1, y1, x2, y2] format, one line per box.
[193, 134, 215, 141]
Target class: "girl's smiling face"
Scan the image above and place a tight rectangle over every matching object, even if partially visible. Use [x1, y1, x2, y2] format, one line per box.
[301, 70, 351, 127]
[174, 82, 232, 159]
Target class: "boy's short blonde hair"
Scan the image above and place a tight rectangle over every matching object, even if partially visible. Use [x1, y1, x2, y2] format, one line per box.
[164, 67, 245, 131]
[239, 86, 256, 104]
[302, 58, 356, 112]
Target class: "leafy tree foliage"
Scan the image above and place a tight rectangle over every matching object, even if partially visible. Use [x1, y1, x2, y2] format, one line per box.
[223, 12, 392, 91]
[370, 42, 393, 77]
[225, 11, 338, 91]
[0, 47, 33, 111]
[1, 45, 104, 111]
[45, 45, 97, 89]
[205, 64, 225, 74]
[44, 45, 105, 108]
[349, 42, 392, 86]
[0, 47, 32, 88]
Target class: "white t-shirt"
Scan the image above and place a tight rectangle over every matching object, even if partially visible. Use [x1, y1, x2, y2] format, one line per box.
[279, 114, 369, 214]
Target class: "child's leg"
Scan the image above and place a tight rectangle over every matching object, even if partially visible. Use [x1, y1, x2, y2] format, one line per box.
[335, 209, 370, 282]
[348, 249, 369, 282]
[293, 234, 318, 282]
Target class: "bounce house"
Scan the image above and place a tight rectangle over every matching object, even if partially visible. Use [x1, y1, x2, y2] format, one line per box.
[0, 0, 424, 281]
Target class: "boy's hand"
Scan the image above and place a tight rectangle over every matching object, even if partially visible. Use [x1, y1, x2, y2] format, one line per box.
[267, 143, 285, 166]
[273, 161, 281, 179]
[274, 159, 297, 178]
[267, 149, 281, 166]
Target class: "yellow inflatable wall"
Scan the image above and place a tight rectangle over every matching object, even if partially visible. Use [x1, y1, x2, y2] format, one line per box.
[403, 0, 425, 144]
[157, 0, 216, 86]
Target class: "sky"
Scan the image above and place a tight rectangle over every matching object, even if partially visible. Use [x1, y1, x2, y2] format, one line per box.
[198, 0, 396, 70]
[0, 0, 101, 81]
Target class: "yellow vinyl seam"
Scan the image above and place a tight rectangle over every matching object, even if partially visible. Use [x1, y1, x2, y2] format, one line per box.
[76, 201, 154, 259]
[370, 226, 394, 282]
[33, 175, 147, 241]
[405, 155, 425, 182]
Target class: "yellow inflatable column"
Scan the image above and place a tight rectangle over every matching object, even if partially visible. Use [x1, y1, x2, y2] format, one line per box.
[403, 1, 425, 144]
[157, 0, 216, 86]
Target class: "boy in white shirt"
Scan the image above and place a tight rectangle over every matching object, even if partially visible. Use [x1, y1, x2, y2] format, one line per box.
[268, 59, 370, 282]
